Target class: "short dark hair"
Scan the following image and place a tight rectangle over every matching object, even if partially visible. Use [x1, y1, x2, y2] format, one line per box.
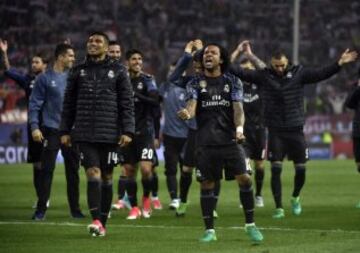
[33, 52, 49, 64]
[89, 31, 109, 44]
[109, 40, 121, 47]
[54, 43, 73, 59]
[200, 43, 230, 72]
[271, 51, 287, 60]
[125, 49, 143, 60]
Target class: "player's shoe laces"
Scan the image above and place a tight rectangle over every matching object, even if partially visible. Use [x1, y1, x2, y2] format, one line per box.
[291, 197, 302, 215]
[126, 207, 142, 220]
[176, 202, 188, 216]
[87, 219, 105, 237]
[199, 229, 217, 242]
[245, 224, 263, 244]
[272, 208, 285, 219]
[31, 210, 45, 221]
[355, 201, 360, 209]
[255, 196, 264, 207]
[142, 197, 152, 218]
[213, 210, 219, 219]
[151, 197, 163, 210]
[169, 198, 180, 210]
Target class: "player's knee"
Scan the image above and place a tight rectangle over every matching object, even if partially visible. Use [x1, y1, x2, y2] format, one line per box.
[254, 160, 264, 170]
[200, 180, 214, 190]
[237, 174, 252, 188]
[140, 167, 152, 179]
[182, 165, 193, 173]
[102, 173, 113, 182]
[86, 167, 101, 178]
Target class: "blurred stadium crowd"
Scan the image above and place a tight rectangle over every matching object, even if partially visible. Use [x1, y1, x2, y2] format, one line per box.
[0, 0, 360, 120]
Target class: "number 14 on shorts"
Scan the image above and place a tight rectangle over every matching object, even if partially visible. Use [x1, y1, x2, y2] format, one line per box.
[107, 152, 119, 164]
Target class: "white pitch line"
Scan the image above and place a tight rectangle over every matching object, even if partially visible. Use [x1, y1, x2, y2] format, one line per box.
[0, 220, 359, 234]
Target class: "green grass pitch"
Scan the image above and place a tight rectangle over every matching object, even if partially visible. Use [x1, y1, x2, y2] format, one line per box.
[0, 160, 359, 253]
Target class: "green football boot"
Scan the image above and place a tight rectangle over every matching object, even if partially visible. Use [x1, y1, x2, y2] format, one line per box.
[291, 197, 302, 216]
[272, 208, 285, 219]
[199, 230, 217, 242]
[355, 201, 360, 209]
[245, 224, 263, 244]
[175, 202, 188, 216]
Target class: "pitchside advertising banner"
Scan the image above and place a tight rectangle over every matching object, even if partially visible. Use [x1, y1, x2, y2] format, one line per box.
[0, 113, 354, 164]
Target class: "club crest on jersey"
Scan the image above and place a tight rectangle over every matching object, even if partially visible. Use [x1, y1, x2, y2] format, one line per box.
[224, 84, 230, 93]
[252, 84, 257, 90]
[286, 72, 293, 78]
[179, 93, 185, 101]
[80, 69, 86, 77]
[137, 82, 144, 90]
[108, 70, 115, 79]
[51, 80, 56, 87]
[199, 80, 207, 93]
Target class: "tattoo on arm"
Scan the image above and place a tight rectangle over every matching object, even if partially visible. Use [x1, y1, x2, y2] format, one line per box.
[233, 102, 245, 127]
[186, 99, 197, 118]
[247, 53, 266, 70]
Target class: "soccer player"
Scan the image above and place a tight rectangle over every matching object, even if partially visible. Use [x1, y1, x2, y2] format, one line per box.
[178, 43, 263, 243]
[166, 40, 223, 215]
[168, 40, 221, 217]
[345, 68, 360, 208]
[60, 32, 135, 237]
[231, 48, 358, 218]
[108, 40, 122, 61]
[0, 39, 48, 207]
[230, 41, 267, 207]
[121, 49, 159, 220]
[29, 43, 84, 220]
[159, 62, 191, 210]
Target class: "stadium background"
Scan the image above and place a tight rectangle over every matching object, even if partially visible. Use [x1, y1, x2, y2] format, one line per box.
[0, 0, 360, 163]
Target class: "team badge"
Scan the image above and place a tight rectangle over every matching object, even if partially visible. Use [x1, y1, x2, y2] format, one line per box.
[199, 80, 207, 93]
[43, 139, 48, 148]
[286, 72, 293, 78]
[80, 69, 86, 77]
[224, 84, 230, 93]
[51, 80, 56, 87]
[252, 84, 257, 90]
[137, 82, 144, 90]
[108, 70, 115, 78]
[179, 93, 185, 100]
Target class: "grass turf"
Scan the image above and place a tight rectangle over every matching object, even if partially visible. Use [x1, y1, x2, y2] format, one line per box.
[0, 160, 360, 253]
